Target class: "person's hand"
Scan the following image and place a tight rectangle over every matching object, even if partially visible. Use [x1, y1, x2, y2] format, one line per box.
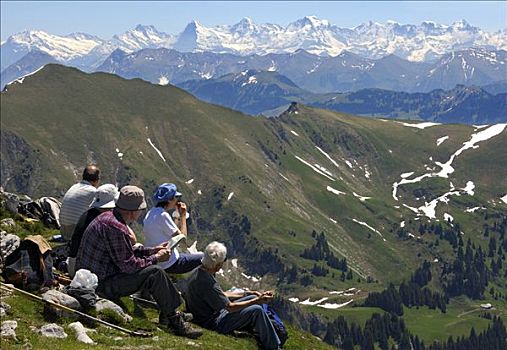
[248, 290, 262, 297]
[155, 248, 171, 262]
[177, 202, 187, 215]
[259, 293, 274, 303]
[153, 242, 169, 252]
[126, 225, 137, 245]
[263, 290, 275, 297]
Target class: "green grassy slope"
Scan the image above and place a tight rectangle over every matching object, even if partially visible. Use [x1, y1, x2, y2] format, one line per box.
[2, 65, 506, 280]
[1, 64, 506, 344]
[0, 288, 331, 350]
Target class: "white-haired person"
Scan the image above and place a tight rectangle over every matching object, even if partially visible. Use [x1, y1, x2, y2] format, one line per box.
[143, 183, 203, 274]
[67, 184, 119, 277]
[185, 241, 281, 350]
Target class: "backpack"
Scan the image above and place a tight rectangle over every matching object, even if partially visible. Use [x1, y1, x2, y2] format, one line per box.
[263, 304, 288, 346]
[2, 235, 56, 291]
[18, 197, 61, 229]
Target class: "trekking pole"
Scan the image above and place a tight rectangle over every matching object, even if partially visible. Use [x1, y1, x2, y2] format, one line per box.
[130, 294, 159, 309]
[0, 282, 152, 338]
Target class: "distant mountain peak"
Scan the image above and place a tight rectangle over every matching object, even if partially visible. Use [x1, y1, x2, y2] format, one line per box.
[65, 32, 101, 40]
[118, 24, 167, 37]
[292, 15, 331, 29]
[452, 19, 471, 28]
[239, 17, 254, 25]
[187, 20, 205, 30]
[285, 102, 300, 114]
[134, 24, 155, 30]
[10, 29, 47, 41]
[110, 48, 128, 59]
[355, 20, 382, 29]
[450, 19, 478, 32]
[232, 17, 258, 31]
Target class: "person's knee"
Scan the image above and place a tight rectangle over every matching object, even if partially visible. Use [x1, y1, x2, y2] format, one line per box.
[146, 264, 164, 273]
[249, 305, 264, 317]
[155, 265, 170, 276]
[143, 265, 172, 291]
[146, 265, 169, 281]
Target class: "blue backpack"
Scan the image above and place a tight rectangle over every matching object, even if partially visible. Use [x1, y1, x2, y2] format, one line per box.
[263, 304, 288, 346]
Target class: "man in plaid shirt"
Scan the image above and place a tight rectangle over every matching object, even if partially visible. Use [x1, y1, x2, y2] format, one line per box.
[76, 185, 202, 339]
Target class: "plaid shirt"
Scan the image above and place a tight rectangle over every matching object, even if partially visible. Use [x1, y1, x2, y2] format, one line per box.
[76, 210, 158, 281]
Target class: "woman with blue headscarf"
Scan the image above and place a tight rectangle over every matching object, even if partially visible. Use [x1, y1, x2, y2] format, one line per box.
[143, 183, 203, 274]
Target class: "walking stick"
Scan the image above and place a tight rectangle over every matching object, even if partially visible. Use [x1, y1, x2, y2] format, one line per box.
[0, 282, 152, 337]
[130, 295, 159, 309]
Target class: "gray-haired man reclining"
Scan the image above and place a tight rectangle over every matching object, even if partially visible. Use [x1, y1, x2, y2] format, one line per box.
[185, 241, 281, 349]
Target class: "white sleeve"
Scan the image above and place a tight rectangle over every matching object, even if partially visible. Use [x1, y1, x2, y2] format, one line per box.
[161, 211, 180, 235]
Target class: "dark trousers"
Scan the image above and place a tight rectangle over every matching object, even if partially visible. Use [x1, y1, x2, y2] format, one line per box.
[165, 253, 204, 274]
[98, 265, 181, 319]
[214, 295, 281, 350]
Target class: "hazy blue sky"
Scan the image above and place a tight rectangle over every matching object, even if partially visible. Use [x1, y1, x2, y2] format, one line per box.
[1, 1, 506, 41]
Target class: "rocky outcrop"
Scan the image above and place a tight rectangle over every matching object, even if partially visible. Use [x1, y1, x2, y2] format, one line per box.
[39, 323, 68, 338]
[95, 299, 132, 323]
[42, 289, 81, 319]
[0, 231, 20, 267]
[0, 129, 43, 196]
[69, 321, 95, 344]
[1, 320, 18, 340]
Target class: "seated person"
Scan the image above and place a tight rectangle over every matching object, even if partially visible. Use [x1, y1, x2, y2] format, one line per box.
[143, 183, 203, 274]
[60, 164, 100, 241]
[185, 241, 281, 350]
[67, 184, 119, 277]
[76, 185, 202, 339]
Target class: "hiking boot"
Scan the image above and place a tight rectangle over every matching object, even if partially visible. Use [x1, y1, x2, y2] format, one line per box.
[166, 313, 203, 339]
[159, 311, 193, 324]
[176, 311, 193, 322]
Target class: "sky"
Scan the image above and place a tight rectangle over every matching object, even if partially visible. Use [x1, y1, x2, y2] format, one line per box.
[1, 1, 506, 41]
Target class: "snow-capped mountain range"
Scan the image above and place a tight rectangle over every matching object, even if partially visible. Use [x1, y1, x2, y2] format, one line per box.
[2, 17, 506, 71]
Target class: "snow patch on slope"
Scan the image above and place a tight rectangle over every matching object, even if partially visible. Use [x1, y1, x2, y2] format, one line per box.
[397, 121, 441, 129]
[436, 136, 449, 146]
[295, 155, 335, 181]
[327, 186, 346, 196]
[147, 138, 166, 162]
[352, 219, 386, 241]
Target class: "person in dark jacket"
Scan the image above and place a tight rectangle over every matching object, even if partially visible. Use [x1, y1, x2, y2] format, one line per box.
[186, 241, 280, 349]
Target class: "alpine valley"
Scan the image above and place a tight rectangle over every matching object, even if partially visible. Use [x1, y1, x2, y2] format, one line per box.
[1, 64, 507, 349]
[176, 69, 507, 123]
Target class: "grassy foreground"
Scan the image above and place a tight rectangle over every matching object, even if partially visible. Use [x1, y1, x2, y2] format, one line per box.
[0, 290, 333, 350]
[0, 209, 331, 350]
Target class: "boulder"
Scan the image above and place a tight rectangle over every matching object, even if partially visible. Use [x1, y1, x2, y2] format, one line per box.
[0, 284, 14, 298]
[95, 299, 132, 323]
[0, 231, 20, 266]
[39, 323, 67, 338]
[42, 289, 80, 319]
[1, 320, 17, 339]
[0, 301, 11, 317]
[42, 289, 81, 309]
[0, 218, 16, 228]
[0, 189, 30, 216]
[69, 321, 95, 344]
